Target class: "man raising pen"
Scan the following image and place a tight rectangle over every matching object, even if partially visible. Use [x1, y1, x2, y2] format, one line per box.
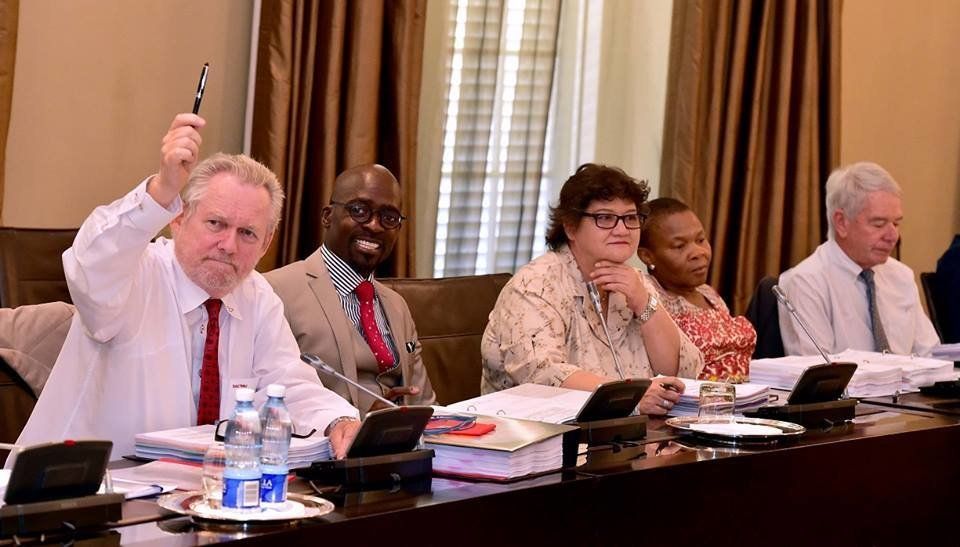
[15, 114, 361, 460]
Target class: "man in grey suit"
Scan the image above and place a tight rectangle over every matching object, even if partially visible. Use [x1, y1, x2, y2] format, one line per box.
[266, 165, 435, 415]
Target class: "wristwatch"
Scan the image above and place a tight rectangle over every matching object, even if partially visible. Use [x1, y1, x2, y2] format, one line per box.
[638, 293, 659, 324]
[325, 415, 360, 436]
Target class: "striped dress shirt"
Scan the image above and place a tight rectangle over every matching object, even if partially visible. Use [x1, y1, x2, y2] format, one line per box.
[320, 245, 399, 367]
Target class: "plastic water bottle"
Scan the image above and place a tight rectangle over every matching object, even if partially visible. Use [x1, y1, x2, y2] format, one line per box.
[259, 384, 293, 509]
[222, 387, 262, 513]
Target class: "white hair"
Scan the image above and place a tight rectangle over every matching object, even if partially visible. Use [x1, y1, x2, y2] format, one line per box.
[181, 153, 285, 234]
[825, 161, 902, 239]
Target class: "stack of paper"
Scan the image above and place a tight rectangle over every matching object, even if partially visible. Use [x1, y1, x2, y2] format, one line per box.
[446, 383, 591, 424]
[669, 379, 771, 416]
[134, 424, 330, 468]
[750, 350, 958, 397]
[423, 415, 576, 481]
[931, 343, 960, 362]
[852, 350, 958, 391]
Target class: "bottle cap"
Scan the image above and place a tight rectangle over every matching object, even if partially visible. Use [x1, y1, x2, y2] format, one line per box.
[266, 384, 286, 398]
[235, 387, 255, 402]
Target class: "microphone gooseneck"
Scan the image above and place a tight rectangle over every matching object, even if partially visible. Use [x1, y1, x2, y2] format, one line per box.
[300, 352, 399, 409]
[587, 282, 625, 380]
[772, 284, 833, 366]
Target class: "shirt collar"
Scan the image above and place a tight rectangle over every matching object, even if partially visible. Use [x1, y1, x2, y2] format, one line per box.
[320, 244, 374, 297]
[558, 245, 587, 285]
[825, 238, 866, 279]
[167, 238, 243, 320]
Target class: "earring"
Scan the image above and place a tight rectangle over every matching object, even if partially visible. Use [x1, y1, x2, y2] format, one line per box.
[647, 263, 656, 271]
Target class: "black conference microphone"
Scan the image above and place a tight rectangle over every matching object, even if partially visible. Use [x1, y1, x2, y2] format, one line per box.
[772, 284, 834, 366]
[586, 282, 625, 379]
[300, 353, 398, 409]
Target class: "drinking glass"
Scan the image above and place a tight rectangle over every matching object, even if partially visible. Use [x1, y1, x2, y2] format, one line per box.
[698, 382, 736, 423]
[202, 441, 226, 509]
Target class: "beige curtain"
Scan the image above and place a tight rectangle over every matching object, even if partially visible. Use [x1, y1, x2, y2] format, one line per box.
[0, 0, 18, 225]
[251, 0, 426, 276]
[661, 0, 841, 313]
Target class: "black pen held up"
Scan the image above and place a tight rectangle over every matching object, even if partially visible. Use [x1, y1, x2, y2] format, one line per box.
[192, 63, 210, 115]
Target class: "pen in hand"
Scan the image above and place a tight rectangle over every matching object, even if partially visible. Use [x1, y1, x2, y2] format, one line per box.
[192, 63, 210, 115]
[659, 380, 682, 393]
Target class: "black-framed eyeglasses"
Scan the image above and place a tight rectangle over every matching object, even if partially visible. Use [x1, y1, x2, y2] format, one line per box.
[330, 200, 405, 230]
[579, 211, 647, 230]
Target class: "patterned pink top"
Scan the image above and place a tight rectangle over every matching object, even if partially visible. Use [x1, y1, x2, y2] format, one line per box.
[650, 278, 757, 383]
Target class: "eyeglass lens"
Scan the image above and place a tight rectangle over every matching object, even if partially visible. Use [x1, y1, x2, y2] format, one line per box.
[337, 201, 403, 229]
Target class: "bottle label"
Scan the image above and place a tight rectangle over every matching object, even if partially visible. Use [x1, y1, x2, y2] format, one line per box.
[260, 472, 288, 504]
[223, 477, 261, 509]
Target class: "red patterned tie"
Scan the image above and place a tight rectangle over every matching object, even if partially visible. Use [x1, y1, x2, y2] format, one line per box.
[355, 281, 395, 373]
[197, 299, 222, 425]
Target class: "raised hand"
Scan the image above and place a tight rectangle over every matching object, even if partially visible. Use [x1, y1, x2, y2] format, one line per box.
[149, 113, 206, 208]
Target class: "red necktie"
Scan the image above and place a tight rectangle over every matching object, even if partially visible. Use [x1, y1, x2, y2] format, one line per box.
[197, 299, 222, 425]
[355, 281, 395, 373]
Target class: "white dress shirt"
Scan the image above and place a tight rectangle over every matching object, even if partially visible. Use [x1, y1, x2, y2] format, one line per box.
[15, 179, 358, 458]
[778, 239, 940, 357]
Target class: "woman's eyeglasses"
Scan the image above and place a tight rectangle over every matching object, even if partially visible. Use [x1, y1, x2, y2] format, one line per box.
[330, 200, 405, 230]
[579, 211, 647, 230]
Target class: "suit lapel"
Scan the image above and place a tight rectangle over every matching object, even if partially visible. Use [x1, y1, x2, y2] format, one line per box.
[304, 251, 360, 406]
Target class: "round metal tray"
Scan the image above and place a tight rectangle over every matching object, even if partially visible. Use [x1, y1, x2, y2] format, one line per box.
[157, 491, 334, 523]
[665, 416, 806, 445]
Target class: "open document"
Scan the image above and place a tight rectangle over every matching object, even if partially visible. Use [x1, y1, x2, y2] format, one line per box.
[446, 383, 591, 424]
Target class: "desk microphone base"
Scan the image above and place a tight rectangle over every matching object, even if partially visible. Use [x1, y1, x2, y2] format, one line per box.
[744, 399, 857, 428]
[562, 415, 647, 468]
[573, 415, 647, 445]
[0, 493, 124, 537]
[295, 449, 434, 493]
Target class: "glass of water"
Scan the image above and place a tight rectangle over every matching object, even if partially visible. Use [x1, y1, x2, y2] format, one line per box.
[202, 441, 226, 510]
[698, 382, 736, 423]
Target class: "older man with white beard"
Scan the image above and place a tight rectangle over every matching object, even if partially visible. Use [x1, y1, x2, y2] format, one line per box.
[14, 113, 361, 460]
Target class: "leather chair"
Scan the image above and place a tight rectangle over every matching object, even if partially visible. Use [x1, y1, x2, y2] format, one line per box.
[0, 227, 78, 308]
[919, 272, 945, 340]
[0, 301, 75, 460]
[744, 276, 785, 359]
[379, 273, 511, 405]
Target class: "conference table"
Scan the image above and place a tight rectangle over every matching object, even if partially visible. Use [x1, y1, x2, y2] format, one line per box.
[6, 405, 959, 547]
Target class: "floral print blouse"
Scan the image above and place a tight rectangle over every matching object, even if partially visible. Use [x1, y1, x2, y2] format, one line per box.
[480, 246, 704, 394]
[649, 277, 757, 383]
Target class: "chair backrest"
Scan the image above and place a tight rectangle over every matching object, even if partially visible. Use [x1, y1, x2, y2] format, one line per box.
[379, 273, 511, 405]
[744, 276, 785, 359]
[0, 301, 75, 459]
[919, 272, 944, 339]
[0, 227, 78, 308]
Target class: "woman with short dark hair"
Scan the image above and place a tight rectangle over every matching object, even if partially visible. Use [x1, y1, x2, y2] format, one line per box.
[481, 164, 703, 416]
[638, 197, 756, 383]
